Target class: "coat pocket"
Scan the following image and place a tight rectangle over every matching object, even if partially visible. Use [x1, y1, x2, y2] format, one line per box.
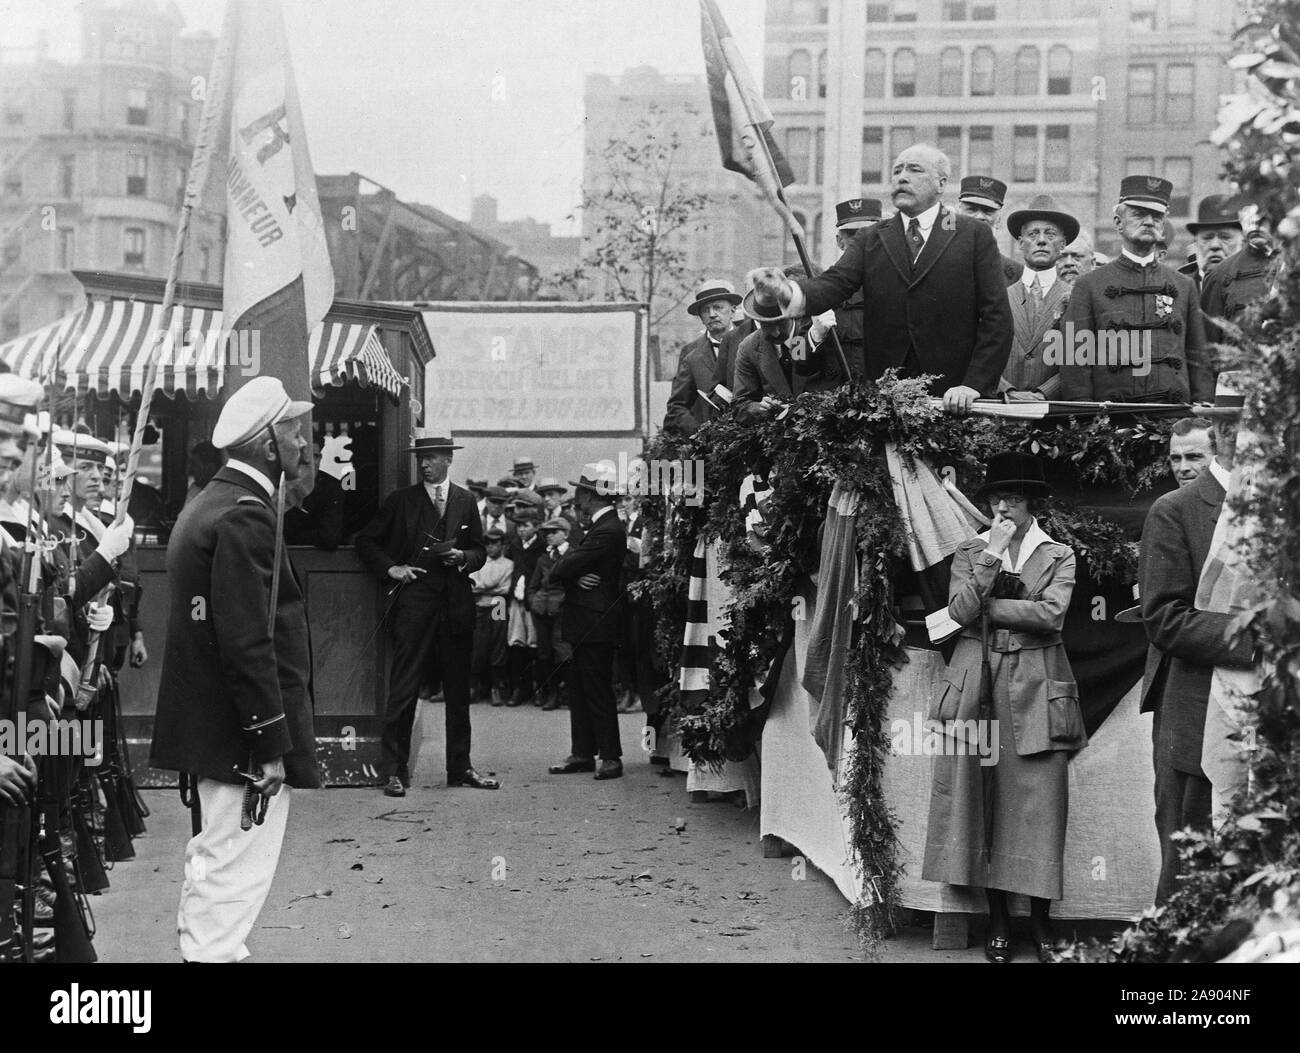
[930, 666, 967, 723]
[1046, 678, 1086, 746]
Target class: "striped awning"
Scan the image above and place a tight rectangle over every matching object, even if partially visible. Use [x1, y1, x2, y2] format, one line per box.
[0, 299, 407, 402]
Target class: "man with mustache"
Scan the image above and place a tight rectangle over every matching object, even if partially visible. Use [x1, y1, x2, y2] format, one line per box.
[1056, 232, 1095, 285]
[1184, 195, 1243, 291]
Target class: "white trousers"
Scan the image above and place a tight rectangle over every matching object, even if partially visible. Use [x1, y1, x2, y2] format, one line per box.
[177, 779, 291, 963]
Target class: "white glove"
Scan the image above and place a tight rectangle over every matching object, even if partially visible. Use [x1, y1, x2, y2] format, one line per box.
[86, 603, 113, 633]
[95, 515, 135, 563]
[808, 310, 836, 345]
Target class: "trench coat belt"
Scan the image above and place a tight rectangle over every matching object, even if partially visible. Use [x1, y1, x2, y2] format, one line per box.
[959, 627, 1062, 652]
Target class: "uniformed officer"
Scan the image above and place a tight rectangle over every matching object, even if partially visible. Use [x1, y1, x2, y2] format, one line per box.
[817, 197, 883, 382]
[956, 176, 1021, 284]
[1061, 176, 1213, 405]
[149, 376, 321, 963]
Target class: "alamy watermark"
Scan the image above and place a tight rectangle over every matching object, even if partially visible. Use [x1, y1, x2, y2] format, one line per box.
[1042, 323, 1152, 377]
[890, 712, 1001, 767]
[146, 327, 262, 378]
[590, 453, 706, 507]
[0, 716, 104, 765]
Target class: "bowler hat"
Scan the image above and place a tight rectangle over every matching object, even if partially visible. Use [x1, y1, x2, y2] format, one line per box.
[1006, 194, 1081, 244]
[1187, 195, 1243, 235]
[975, 451, 1051, 501]
[686, 279, 742, 317]
[408, 434, 462, 454]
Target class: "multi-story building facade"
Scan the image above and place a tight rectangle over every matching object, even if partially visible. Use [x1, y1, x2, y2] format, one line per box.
[0, 0, 219, 342]
[582, 66, 766, 374]
[764, 0, 1236, 264]
[471, 194, 581, 298]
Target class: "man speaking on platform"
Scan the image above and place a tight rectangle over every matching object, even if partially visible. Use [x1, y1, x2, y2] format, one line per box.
[746, 143, 1012, 414]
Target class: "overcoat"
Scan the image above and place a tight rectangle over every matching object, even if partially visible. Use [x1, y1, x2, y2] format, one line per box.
[150, 465, 319, 788]
[550, 508, 626, 645]
[663, 327, 746, 437]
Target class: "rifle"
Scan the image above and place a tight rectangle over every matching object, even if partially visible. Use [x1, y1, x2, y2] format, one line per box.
[37, 788, 96, 964]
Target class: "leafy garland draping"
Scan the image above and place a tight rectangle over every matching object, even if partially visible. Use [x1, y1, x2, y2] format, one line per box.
[636, 372, 1165, 949]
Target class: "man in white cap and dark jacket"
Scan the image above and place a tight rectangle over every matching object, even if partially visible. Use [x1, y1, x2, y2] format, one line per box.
[150, 376, 321, 963]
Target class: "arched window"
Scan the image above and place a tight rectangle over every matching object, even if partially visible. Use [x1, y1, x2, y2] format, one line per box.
[893, 48, 916, 97]
[971, 47, 995, 96]
[1015, 46, 1040, 95]
[939, 47, 964, 96]
[788, 49, 811, 101]
[864, 48, 886, 97]
[1047, 45, 1072, 95]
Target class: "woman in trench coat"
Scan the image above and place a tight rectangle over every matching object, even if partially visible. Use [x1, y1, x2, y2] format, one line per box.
[921, 452, 1088, 964]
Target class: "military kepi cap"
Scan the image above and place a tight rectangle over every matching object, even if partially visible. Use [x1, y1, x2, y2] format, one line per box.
[958, 176, 1007, 210]
[213, 376, 312, 451]
[1118, 175, 1173, 215]
[835, 198, 883, 229]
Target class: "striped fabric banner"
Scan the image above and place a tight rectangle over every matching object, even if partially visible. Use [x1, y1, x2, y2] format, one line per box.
[0, 302, 405, 402]
[679, 536, 713, 702]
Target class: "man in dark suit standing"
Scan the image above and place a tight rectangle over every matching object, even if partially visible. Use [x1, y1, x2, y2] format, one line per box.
[748, 144, 1013, 413]
[663, 279, 745, 436]
[355, 434, 497, 795]
[150, 377, 321, 963]
[954, 175, 1021, 285]
[1139, 378, 1253, 903]
[547, 465, 627, 780]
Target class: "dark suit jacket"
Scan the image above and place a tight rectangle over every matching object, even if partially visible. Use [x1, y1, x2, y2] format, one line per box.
[150, 465, 319, 788]
[355, 480, 486, 624]
[733, 328, 845, 416]
[797, 208, 1013, 395]
[550, 506, 626, 644]
[1139, 469, 1254, 775]
[664, 327, 745, 436]
[1001, 275, 1071, 399]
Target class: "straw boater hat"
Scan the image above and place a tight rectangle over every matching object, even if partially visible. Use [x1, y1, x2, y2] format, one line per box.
[686, 278, 742, 317]
[511, 456, 537, 475]
[569, 462, 620, 498]
[212, 376, 312, 451]
[1192, 372, 1246, 419]
[407, 433, 463, 454]
[535, 477, 567, 496]
[1006, 194, 1081, 245]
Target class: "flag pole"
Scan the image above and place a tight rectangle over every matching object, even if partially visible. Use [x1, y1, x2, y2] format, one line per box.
[114, 3, 235, 524]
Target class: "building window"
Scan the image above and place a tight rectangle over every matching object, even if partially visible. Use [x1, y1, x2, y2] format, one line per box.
[1169, 0, 1196, 26]
[1163, 157, 1192, 215]
[891, 125, 916, 161]
[939, 47, 964, 97]
[817, 50, 828, 99]
[1015, 46, 1040, 95]
[1130, 0, 1155, 31]
[788, 49, 811, 101]
[893, 0, 918, 20]
[1071, 0, 1099, 15]
[971, 1, 996, 18]
[864, 49, 886, 97]
[127, 154, 148, 197]
[58, 228, 75, 269]
[62, 91, 76, 131]
[59, 156, 75, 198]
[943, 1, 967, 19]
[199, 244, 212, 283]
[126, 87, 149, 126]
[1012, 125, 1038, 182]
[971, 47, 995, 97]
[124, 227, 146, 267]
[937, 125, 962, 167]
[1166, 64, 1195, 123]
[968, 125, 993, 173]
[786, 127, 811, 183]
[814, 127, 825, 184]
[1044, 125, 1070, 181]
[862, 126, 885, 183]
[866, 2, 889, 20]
[893, 48, 916, 97]
[1047, 46, 1072, 94]
[1126, 155, 1155, 176]
[1127, 65, 1156, 124]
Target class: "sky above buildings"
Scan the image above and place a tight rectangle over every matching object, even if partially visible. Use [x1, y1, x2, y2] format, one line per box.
[1, 0, 768, 234]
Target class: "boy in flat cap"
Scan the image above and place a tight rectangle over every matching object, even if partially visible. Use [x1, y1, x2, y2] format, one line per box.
[470, 528, 514, 706]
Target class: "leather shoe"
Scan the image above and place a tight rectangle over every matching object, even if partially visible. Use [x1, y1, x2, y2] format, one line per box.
[382, 776, 405, 797]
[449, 768, 500, 789]
[548, 757, 596, 774]
[594, 760, 623, 781]
[984, 935, 1012, 964]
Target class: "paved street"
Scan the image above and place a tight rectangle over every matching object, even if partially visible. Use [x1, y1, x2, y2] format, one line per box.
[94, 704, 967, 963]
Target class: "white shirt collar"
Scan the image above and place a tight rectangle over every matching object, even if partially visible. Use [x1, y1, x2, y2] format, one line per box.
[553, 540, 569, 555]
[902, 201, 942, 237]
[423, 479, 446, 503]
[591, 504, 616, 524]
[1122, 248, 1157, 266]
[1021, 265, 1058, 293]
[976, 517, 1056, 574]
[226, 458, 275, 498]
[1209, 457, 1231, 492]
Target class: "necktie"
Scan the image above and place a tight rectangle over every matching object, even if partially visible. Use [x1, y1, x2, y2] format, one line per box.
[434, 485, 445, 517]
[1029, 274, 1044, 328]
[907, 218, 924, 264]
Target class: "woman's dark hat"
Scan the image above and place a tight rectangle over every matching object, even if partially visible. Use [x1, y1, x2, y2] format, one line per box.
[975, 451, 1051, 501]
[407, 434, 462, 454]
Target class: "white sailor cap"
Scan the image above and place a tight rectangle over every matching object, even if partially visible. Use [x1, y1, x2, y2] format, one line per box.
[0, 373, 44, 435]
[212, 377, 313, 451]
[51, 428, 113, 466]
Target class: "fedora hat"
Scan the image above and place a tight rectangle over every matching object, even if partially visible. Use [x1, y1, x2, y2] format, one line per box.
[407, 434, 462, 454]
[975, 451, 1051, 501]
[569, 461, 620, 497]
[1187, 194, 1243, 235]
[1006, 194, 1081, 244]
[1192, 371, 1246, 419]
[686, 279, 742, 317]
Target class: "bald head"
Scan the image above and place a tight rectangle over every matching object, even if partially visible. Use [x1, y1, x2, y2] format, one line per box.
[1057, 231, 1095, 283]
[890, 144, 950, 217]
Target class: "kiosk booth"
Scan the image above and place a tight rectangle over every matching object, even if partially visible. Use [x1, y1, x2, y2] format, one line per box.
[0, 270, 435, 784]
